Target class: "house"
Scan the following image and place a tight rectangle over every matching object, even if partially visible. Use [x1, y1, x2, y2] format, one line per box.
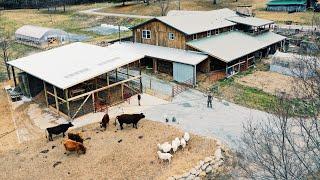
[130, 8, 286, 85]
[15, 25, 68, 49]
[266, 0, 308, 12]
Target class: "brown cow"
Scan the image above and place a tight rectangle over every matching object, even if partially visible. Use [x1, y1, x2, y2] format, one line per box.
[63, 139, 86, 155]
[100, 113, 110, 130]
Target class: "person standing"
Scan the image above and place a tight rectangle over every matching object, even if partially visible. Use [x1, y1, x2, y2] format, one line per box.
[137, 94, 141, 106]
[207, 92, 213, 108]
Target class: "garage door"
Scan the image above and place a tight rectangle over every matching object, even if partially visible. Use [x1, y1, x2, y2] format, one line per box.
[173, 62, 194, 85]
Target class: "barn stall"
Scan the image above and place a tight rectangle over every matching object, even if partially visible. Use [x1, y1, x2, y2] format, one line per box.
[8, 42, 144, 119]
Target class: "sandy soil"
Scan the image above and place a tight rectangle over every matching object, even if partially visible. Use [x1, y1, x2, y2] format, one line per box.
[0, 82, 20, 153]
[0, 120, 217, 180]
[236, 71, 296, 96]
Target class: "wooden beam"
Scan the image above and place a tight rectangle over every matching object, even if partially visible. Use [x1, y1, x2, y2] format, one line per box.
[11, 66, 17, 87]
[65, 89, 70, 117]
[92, 93, 95, 113]
[53, 86, 59, 115]
[46, 91, 67, 102]
[121, 84, 124, 100]
[115, 68, 118, 81]
[43, 81, 49, 107]
[72, 94, 91, 119]
[139, 60, 142, 93]
[68, 75, 141, 102]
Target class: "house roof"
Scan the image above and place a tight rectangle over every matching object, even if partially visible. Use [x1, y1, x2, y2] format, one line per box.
[267, 0, 307, 6]
[226, 16, 274, 27]
[15, 25, 66, 39]
[108, 42, 208, 66]
[187, 31, 286, 62]
[8, 42, 144, 89]
[132, 8, 237, 35]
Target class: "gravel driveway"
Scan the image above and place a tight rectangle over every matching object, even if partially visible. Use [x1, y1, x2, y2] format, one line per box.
[143, 89, 270, 149]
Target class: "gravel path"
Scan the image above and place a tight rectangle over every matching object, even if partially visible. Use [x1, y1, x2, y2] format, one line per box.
[79, 8, 155, 19]
[142, 89, 271, 149]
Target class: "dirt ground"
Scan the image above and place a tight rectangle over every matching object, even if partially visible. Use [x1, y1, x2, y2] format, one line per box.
[0, 119, 217, 180]
[236, 71, 296, 96]
[0, 82, 20, 153]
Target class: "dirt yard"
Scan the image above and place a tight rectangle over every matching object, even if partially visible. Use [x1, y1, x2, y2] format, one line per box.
[236, 71, 295, 96]
[0, 82, 20, 153]
[0, 119, 217, 179]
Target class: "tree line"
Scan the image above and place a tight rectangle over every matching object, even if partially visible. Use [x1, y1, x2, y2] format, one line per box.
[0, 0, 136, 10]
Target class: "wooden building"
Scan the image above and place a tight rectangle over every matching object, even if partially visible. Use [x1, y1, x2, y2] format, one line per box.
[130, 8, 286, 83]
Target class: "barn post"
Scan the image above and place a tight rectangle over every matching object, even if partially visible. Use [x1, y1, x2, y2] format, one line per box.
[11, 66, 17, 87]
[106, 72, 109, 86]
[43, 81, 49, 107]
[53, 86, 60, 115]
[92, 93, 95, 113]
[115, 68, 118, 82]
[127, 64, 130, 79]
[139, 59, 142, 93]
[65, 89, 70, 118]
[121, 83, 124, 100]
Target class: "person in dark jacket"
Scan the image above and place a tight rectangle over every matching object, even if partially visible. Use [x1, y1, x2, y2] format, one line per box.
[137, 94, 141, 106]
[207, 92, 213, 108]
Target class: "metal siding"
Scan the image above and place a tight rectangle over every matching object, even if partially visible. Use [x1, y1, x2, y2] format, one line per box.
[173, 62, 194, 83]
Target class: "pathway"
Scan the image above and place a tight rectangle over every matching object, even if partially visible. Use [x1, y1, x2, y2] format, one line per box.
[79, 8, 155, 19]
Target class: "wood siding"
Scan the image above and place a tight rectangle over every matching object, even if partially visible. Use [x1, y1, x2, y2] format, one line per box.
[133, 20, 187, 49]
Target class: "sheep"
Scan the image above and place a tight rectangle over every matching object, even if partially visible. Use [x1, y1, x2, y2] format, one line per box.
[180, 138, 186, 149]
[157, 151, 173, 163]
[183, 132, 190, 143]
[171, 139, 179, 153]
[158, 142, 172, 153]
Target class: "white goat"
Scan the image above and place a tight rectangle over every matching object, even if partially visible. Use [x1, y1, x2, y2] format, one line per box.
[158, 142, 172, 153]
[157, 151, 173, 163]
[180, 138, 186, 148]
[183, 132, 190, 143]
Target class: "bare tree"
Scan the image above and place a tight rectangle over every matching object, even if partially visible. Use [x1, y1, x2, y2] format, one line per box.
[159, 0, 170, 16]
[237, 26, 320, 179]
[0, 10, 12, 80]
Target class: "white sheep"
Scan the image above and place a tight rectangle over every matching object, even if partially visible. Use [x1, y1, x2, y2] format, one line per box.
[157, 151, 173, 163]
[183, 132, 190, 143]
[180, 138, 186, 148]
[158, 142, 172, 153]
[171, 140, 179, 153]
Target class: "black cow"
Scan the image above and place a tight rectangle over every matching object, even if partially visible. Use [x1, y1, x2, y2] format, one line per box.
[115, 113, 145, 130]
[68, 133, 83, 143]
[46, 122, 74, 141]
[100, 113, 110, 130]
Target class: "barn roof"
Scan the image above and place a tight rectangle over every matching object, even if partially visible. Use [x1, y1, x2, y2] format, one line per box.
[226, 16, 274, 27]
[267, 0, 307, 6]
[8, 42, 144, 89]
[132, 8, 237, 35]
[187, 31, 286, 62]
[108, 42, 208, 66]
[15, 25, 66, 39]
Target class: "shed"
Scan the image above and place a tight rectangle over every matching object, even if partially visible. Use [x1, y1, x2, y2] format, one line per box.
[266, 0, 307, 12]
[270, 51, 318, 77]
[15, 25, 68, 48]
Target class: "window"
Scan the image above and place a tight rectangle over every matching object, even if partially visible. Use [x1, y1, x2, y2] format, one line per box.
[168, 32, 175, 40]
[142, 30, 151, 39]
[207, 31, 211, 37]
[192, 34, 197, 40]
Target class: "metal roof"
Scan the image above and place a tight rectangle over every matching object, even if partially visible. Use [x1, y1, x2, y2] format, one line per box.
[8, 42, 144, 89]
[108, 42, 208, 65]
[15, 25, 66, 39]
[226, 16, 274, 27]
[141, 8, 237, 35]
[187, 31, 286, 62]
[267, 0, 307, 5]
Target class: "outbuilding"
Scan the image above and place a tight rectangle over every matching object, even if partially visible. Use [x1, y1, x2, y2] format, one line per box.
[15, 25, 68, 49]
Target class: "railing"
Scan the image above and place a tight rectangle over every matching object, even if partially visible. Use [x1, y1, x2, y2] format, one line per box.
[172, 78, 193, 97]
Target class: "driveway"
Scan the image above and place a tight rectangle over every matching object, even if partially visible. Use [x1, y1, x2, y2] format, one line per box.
[142, 89, 270, 149]
[79, 8, 155, 19]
